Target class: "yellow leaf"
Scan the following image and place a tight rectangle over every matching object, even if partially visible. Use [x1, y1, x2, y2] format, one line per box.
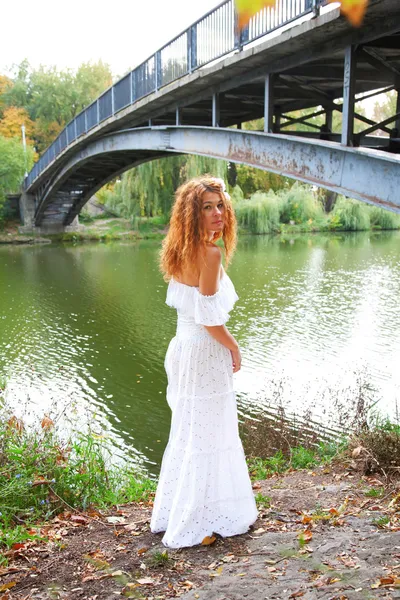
[201, 535, 216, 545]
[330, 0, 369, 27]
[235, 0, 276, 29]
[302, 515, 313, 524]
[0, 581, 17, 592]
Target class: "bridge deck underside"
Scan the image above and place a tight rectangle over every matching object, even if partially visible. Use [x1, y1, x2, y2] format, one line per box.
[38, 151, 167, 225]
[136, 34, 400, 134]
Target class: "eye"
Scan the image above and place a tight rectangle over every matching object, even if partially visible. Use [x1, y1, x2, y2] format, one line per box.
[218, 203, 224, 209]
[203, 205, 212, 210]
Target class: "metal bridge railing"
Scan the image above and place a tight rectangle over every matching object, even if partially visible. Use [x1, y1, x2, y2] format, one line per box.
[25, 0, 326, 188]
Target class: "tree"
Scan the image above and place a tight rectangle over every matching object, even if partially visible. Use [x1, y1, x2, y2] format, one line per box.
[0, 60, 113, 154]
[104, 155, 228, 220]
[0, 75, 12, 118]
[0, 135, 35, 221]
[0, 106, 34, 144]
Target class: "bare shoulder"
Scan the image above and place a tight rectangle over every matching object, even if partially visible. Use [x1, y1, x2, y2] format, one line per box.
[204, 243, 222, 266]
[198, 244, 222, 295]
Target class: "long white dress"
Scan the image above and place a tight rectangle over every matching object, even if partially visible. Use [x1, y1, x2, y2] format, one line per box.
[150, 270, 258, 548]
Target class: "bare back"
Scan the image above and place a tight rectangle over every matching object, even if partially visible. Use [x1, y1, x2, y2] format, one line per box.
[174, 244, 223, 289]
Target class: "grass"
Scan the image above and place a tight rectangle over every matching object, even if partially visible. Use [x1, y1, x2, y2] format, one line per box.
[147, 550, 170, 568]
[0, 389, 156, 562]
[372, 515, 390, 528]
[246, 441, 340, 481]
[364, 487, 384, 498]
[254, 493, 271, 509]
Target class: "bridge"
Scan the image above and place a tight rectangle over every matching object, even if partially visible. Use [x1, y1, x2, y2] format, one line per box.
[20, 0, 400, 233]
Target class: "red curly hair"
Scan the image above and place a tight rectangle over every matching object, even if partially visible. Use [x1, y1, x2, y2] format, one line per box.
[160, 175, 237, 280]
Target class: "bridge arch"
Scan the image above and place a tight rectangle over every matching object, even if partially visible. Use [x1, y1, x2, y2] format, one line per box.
[34, 126, 400, 227]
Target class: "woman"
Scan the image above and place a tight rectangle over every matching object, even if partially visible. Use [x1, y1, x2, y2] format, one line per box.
[150, 175, 258, 548]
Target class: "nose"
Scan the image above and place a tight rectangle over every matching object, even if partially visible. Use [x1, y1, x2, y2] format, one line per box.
[214, 205, 222, 215]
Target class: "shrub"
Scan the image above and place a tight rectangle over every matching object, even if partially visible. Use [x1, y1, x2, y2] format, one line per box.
[349, 419, 400, 476]
[235, 191, 280, 234]
[331, 196, 370, 231]
[278, 184, 324, 224]
[369, 206, 400, 230]
[0, 390, 156, 542]
[230, 184, 244, 204]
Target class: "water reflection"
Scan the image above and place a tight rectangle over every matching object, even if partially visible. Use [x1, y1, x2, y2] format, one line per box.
[1, 231, 399, 476]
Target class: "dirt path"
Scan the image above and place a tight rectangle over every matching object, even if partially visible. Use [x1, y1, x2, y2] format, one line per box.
[2, 465, 400, 600]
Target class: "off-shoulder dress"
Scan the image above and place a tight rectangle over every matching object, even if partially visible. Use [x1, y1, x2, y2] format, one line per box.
[150, 270, 258, 548]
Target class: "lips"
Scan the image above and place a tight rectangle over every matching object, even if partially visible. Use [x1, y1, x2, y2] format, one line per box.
[212, 220, 223, 225]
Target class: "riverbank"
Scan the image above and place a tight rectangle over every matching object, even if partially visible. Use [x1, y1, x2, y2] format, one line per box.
[1, 388, 400, 599]
[0, 216, 166, 245]
[1, 463, 400, 599]
[1, 209, 400, 246]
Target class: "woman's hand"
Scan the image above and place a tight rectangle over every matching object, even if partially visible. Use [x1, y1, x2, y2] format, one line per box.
[231, 347, 242, 373]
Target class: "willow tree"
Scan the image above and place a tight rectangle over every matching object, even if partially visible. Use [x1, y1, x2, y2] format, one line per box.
[104, 154, 228, 220]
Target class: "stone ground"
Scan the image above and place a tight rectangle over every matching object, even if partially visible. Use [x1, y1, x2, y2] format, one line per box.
[2, 465, 400, 600]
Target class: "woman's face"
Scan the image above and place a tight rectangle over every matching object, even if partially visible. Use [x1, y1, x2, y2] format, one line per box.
[201, 191, 225, 235]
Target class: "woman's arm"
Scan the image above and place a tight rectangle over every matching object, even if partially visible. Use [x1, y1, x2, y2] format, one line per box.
[198, 245, 242, 372]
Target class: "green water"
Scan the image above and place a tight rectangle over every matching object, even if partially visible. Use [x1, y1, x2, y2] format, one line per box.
[1, 231, 399, 475]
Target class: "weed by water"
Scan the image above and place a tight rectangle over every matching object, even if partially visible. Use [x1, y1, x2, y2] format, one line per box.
[348, 416, 400, 476]
[246, 441, 342, 481]
[0, 389, 156, 559]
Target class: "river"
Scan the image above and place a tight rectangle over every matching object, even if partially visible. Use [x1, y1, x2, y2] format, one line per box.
[1, 231, 399, 476]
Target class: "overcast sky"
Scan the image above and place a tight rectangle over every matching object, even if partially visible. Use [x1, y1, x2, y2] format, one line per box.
[1, 0, 218, 77]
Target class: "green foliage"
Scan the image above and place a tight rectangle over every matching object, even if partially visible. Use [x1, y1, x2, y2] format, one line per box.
[0, 394, 156, 550]
[147, 550, 170, 568]
[230, 184, 244, 203]
[235, 191, 280, 234]
[290, 446, 318, 470]
[369, 206, 400, 230]
[332, 197, 370, 231]
[373, 515, 390, 527]
[247, 451, 287, 479]
[247, 441, 342, 481]
[1, 60, 112, 153]
[254, 493, 271, 509]
[0, 135, 34, 223]
[104, 155, 227, 222]
[79, 210, 95, 224]
[235, 163, 287, 197]
[364, 487, 384, 498]
[279, 184, 324, 224]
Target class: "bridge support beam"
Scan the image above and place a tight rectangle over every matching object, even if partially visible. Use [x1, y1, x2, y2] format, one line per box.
[212, 94, 220, 127]
[396, 89, 400, 131]
[19, 191, 80, 234]
[264, 74, 274, 133]
[342, 46, 357, 146]
[18, 191, 36, 232]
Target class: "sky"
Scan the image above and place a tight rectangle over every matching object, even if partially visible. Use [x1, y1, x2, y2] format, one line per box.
[0, 0, 379, 116]
[0, 0, 218, 77]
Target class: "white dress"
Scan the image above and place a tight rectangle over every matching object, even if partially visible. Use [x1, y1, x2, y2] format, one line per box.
[150, 270, 258, 548]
